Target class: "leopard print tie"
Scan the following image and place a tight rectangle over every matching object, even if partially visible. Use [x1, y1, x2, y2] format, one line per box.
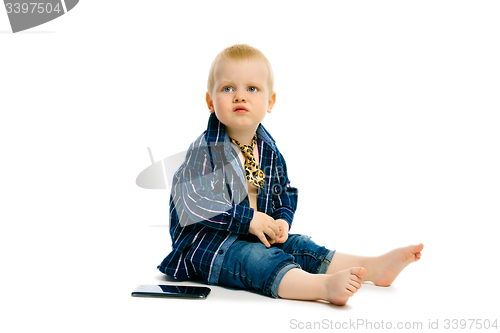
[229, 133, 265, 188]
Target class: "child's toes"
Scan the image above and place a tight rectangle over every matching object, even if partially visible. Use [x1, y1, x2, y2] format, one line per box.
[414, 243, 424, 252]
[351, 275, 363, 283]
[350, 267, 366, 279]
[350, 280, 361, 289]
[346, 284, 358, 293]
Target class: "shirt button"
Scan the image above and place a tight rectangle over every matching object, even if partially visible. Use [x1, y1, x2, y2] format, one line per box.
[274, 184, 282, 194]
[218, 250, 224, 255]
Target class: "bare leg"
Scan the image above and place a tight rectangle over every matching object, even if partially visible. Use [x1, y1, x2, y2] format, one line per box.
[277, 267, 365, 305]
[327, 244, 424, 286]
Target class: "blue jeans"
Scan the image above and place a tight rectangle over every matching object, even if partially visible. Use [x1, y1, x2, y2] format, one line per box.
[217, 234, 335, 298]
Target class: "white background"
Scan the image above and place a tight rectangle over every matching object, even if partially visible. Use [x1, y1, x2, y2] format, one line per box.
[1, 1, 499, 332]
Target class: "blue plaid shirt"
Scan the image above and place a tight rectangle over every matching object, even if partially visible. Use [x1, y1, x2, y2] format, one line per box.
[157, 113, 298, 285]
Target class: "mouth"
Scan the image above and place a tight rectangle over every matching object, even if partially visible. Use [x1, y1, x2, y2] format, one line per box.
[233, 105, 248, 113]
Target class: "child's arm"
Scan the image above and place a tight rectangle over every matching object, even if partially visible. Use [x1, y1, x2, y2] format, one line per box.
[173, 145, 254, 234]
[269, 149, 298, 228]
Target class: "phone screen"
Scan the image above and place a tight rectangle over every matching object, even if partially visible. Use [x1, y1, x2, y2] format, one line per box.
[131, 285, 211, 299]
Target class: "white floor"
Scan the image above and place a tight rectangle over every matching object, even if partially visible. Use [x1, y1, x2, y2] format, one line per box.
[95, 222, 499, 333]
[4, 215, 499, 333]
[126, 225, 499, 333]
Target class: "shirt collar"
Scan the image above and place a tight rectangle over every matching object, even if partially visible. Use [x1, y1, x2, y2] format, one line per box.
[205, 112, 277, 152]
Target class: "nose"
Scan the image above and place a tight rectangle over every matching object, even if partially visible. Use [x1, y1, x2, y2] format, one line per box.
[233, 95, 247, 103]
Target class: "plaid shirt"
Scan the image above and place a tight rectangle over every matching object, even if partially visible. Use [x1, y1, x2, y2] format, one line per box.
[157, 112, 298, 285]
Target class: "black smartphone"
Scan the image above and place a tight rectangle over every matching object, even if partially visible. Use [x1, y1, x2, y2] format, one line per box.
[131, 285, 211, 299]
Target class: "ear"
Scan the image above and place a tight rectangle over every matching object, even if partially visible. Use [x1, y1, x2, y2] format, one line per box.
[267, 93, 276, 113]
[206, 92, 215, 113]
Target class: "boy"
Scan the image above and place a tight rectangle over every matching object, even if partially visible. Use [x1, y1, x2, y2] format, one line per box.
[158, 44, 423, 305]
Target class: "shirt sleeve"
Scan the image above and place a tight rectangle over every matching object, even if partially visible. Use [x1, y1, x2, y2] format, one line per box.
[269, 149, 298, 228]
[172, 143, 254, 234]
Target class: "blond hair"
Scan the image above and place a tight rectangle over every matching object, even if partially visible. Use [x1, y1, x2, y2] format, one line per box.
[207, 44, 275, 98]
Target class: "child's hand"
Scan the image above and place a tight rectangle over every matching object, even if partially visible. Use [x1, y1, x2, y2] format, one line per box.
[249, 212, 279, 248]
[274, 219, 289, 243]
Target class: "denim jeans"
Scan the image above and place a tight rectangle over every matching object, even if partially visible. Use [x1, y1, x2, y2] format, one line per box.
[217, 234, 335, 298]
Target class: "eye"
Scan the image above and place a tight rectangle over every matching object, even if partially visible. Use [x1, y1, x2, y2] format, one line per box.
[223, 86, 233, 92]
[248, 86, 257, 92]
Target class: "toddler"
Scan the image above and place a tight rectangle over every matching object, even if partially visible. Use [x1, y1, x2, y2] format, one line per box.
[157, 44, 423, 305]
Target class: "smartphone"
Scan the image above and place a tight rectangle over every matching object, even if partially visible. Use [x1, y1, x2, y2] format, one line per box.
[131, 285, 211, 299]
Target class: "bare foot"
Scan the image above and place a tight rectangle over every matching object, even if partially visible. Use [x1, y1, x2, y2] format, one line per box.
[368, 243, 424, 287]
[324, 267, 366, 305]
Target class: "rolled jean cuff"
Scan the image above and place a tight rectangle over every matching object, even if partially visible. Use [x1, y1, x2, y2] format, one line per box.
[269, 262, 301, 299]
[317, 249, 335, 274]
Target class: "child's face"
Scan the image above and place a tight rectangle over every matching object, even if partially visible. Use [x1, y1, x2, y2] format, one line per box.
[206, 58, 276, 135]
